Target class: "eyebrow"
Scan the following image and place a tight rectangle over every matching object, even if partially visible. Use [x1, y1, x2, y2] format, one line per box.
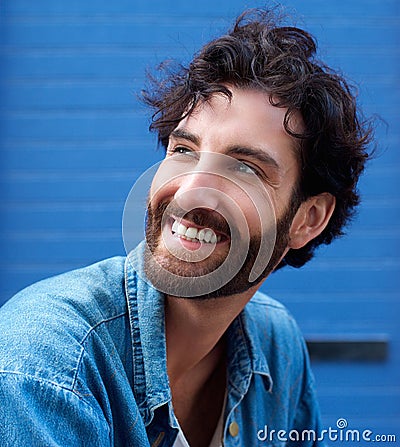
[225, 146, 281, 171]
[170, 128, 281, 171]
[170, 128, 200, 146]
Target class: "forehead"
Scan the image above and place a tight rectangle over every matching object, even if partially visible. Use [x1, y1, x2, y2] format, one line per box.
[174, 87, 302, 170]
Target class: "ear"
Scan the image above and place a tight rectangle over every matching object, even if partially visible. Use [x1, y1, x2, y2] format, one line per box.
[288, 193, 336, 249]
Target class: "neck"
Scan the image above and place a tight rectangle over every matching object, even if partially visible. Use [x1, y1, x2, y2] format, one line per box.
[165, 286, 258, 385]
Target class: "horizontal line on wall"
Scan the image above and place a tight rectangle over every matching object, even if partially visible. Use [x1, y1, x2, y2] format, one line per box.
[2, 13, 400, 26]
[2, 170, 142, 181]
[364, 164, 400, 176]
[273, 289, 399, 299]
[317, 387, 400, 397]
[362, 197, 400, 208]
[0, 230, 122, 241]
[2, 71, 396, 81]
[268, 292, 400, 303]
[0, 139, 157, 148]
[0, 14, 230, 25]
[344, 228, 400, 237]
[0, 261, 113, 272]
[0, 77, 145, 84]
[303, 258, 400, 271]
[1, 44, 399, 56]
[0, 46, 193, 56]
[0, 109, 141, 118]
[1, 201, 124, 211]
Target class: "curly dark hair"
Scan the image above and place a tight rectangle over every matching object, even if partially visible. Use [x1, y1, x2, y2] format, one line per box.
[142, 8, 373, 269]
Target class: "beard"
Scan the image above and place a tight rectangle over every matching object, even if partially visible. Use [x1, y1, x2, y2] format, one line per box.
[144, 194, 300, 300]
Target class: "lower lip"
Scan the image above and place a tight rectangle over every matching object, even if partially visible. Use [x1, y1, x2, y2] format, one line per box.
[175, 235, 202, 251]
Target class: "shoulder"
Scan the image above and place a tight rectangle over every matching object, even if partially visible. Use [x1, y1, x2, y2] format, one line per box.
[244, 290, 307, 361]
[0, 256, 128, 386]
[247, 290, 288, 311]
[0, 256, 128, 330]
[246, 290, 300, 333]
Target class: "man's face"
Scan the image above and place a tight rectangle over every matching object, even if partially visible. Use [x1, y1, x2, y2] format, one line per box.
[144, 87, 302, 299]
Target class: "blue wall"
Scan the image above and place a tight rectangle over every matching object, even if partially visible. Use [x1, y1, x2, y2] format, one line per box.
[1, 0, 399, 441]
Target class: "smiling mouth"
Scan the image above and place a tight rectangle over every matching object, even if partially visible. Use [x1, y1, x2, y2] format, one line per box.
[170, 217, 228, 244]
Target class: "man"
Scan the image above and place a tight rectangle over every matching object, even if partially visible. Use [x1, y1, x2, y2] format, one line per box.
[0, 8, 371, 447]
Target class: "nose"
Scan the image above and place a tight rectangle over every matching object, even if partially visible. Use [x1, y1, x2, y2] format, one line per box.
[174, 169, 222, 212]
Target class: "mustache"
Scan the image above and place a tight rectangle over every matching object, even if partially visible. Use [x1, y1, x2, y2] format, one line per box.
[149, 200, 232, 237]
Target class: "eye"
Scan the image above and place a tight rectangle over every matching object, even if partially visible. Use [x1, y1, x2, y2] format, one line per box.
[166, 146, 200, 166]
[167, 146, 193, 157]
[173, 146, 192, 154]
[236, 160, 262, 177]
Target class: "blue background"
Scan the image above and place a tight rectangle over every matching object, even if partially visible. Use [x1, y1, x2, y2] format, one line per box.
[1, 0, 399, 441]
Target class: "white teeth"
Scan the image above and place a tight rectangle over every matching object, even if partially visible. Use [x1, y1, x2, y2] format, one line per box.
[171, 219, 220, 244]
[185, 227, 198, 239]
[177, 223, 187, 236]
[172, 220, 179, 233]
[197, 229, 205, 241]
[203, 230, 213, 243]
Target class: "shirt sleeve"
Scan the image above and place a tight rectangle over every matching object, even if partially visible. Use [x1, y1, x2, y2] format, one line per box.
[0, 372, 111, 447]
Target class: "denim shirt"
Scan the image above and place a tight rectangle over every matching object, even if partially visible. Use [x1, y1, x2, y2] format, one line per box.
[0, 244, 325, 446]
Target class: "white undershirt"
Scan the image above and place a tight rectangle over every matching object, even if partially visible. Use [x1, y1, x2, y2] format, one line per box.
[172, 392, 226, 447]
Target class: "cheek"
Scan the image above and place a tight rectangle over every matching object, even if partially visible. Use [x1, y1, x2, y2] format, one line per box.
[150, 173, 178, 207]
[150, 157, 179, 198]
[230, 187, 277, 236]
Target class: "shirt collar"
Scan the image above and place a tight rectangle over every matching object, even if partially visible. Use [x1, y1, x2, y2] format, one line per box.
[226, 304, 273, 397]
[125, 242, 171, 425]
